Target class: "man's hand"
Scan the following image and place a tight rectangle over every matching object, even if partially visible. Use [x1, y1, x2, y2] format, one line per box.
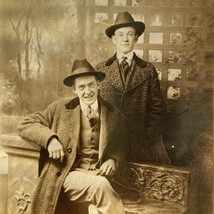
[99, 159, 116, 176]
[47, 138, 65, 162]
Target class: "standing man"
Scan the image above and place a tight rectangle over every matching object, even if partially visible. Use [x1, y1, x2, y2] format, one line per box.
[18, 59, 125, 214]
[96, 11, 171, 164]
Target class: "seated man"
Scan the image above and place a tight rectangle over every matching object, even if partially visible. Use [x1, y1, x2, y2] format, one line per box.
[18, 59, 125, 214]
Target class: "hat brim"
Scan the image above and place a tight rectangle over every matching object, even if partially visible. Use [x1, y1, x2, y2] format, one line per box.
[105, 21, 145, 38]
[63, 71, 106, 87]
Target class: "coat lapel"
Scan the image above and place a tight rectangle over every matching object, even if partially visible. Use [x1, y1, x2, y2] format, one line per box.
[105, 54, 125, 92]
[70, 106, 81, 152]
[98, 100, 109, 159]
[65, 98, 81, 152]
[105, 53, 150, 93]
[125, 60, 150, 92]
[65, 98, 112, 159]
[108, 60, 125, 92]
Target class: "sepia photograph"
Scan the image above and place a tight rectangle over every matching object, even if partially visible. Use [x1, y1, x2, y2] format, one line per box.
[0, 0, 213, 214]
[168, 69, 181, 81]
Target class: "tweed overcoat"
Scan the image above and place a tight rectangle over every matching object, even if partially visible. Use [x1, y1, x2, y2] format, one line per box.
[96, 53, 171, 164]
[17, 97, 125, 214]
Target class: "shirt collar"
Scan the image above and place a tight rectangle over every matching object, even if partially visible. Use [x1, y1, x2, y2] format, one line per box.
[116, 51, 134, 61]
[80, 99, 99, 112]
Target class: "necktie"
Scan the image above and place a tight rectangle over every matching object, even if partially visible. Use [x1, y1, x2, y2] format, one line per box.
[121, 57, 130, 81]
[86, 106, 98, 127]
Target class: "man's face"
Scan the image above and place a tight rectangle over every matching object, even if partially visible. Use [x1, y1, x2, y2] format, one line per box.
[73, 75, 99, 106]
[112, 26, 138, 54]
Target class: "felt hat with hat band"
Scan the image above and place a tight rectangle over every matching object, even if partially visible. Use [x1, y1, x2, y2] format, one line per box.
[63, 59, 106, 87]
[105, 11, 145, 38]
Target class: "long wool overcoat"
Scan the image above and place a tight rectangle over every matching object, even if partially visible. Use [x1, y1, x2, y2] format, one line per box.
[96, 53, 171, 164]
[17, 97, 125, 214]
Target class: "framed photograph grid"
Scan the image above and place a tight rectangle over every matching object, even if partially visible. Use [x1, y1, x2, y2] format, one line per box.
[91, 0, 212, 102]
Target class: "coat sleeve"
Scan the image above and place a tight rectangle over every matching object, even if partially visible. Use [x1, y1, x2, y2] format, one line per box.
[17, 101, 59, 149]
[146, 65, 166, 136]
[104, 110, 127, 165]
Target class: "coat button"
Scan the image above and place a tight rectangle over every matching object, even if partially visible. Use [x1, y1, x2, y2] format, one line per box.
[67, 147, 72, 153]
[56, 172, 61, 176]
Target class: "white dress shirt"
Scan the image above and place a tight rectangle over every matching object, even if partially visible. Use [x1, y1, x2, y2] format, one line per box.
[80, 100, 99, 118]
[116, 51, 134, 66]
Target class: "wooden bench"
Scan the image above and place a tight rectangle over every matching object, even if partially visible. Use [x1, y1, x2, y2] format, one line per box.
[115, 162, 191, 214]
[0, 133, 192, 214]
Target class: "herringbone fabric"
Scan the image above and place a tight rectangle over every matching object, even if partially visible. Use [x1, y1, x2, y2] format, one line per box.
[17, 97, 125, 214]
[96, 53, 171, 164]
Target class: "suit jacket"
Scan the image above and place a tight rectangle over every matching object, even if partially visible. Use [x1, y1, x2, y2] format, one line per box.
[17, 97, 125, 214]
[96, 53, 171, 164]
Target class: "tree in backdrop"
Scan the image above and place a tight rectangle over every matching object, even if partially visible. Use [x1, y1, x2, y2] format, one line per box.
[1, 0, 80, 116]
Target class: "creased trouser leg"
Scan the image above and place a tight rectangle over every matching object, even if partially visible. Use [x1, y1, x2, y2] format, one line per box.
[63, 170, 125, 214]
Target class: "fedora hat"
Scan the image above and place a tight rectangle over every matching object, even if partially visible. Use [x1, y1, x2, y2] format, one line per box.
[105, 11, 145, 38]
[63, 59, 105, 87]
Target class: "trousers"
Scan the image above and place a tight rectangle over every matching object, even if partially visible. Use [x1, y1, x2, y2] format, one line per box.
[63, 169, 125, 214]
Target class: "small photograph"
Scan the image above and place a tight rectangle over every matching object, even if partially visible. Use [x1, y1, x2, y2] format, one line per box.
[170, 13, 183, 26]
[94, 28, 108, 42]
[149, 32, 164, 44]
[114, 0, 126, 6]
[132, 14, 144, 22]
[168, 51, 182, 63]
[134, 49, 144, 58]
[95, 0, 108, 6]
[95, 13, 108, 24]
[186, 68, 198, 81]
[167, 86, 180, 99]
[170, 33, 183, 44]
[156, 68, 162, 80]
[149, 50, 162, 62]
[189, 12, 203, 26]
[150, 13, 164, 26]
[168, 69, 181, 81]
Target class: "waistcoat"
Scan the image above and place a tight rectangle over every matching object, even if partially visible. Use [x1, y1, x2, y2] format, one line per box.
[77, 112, 100, 170]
